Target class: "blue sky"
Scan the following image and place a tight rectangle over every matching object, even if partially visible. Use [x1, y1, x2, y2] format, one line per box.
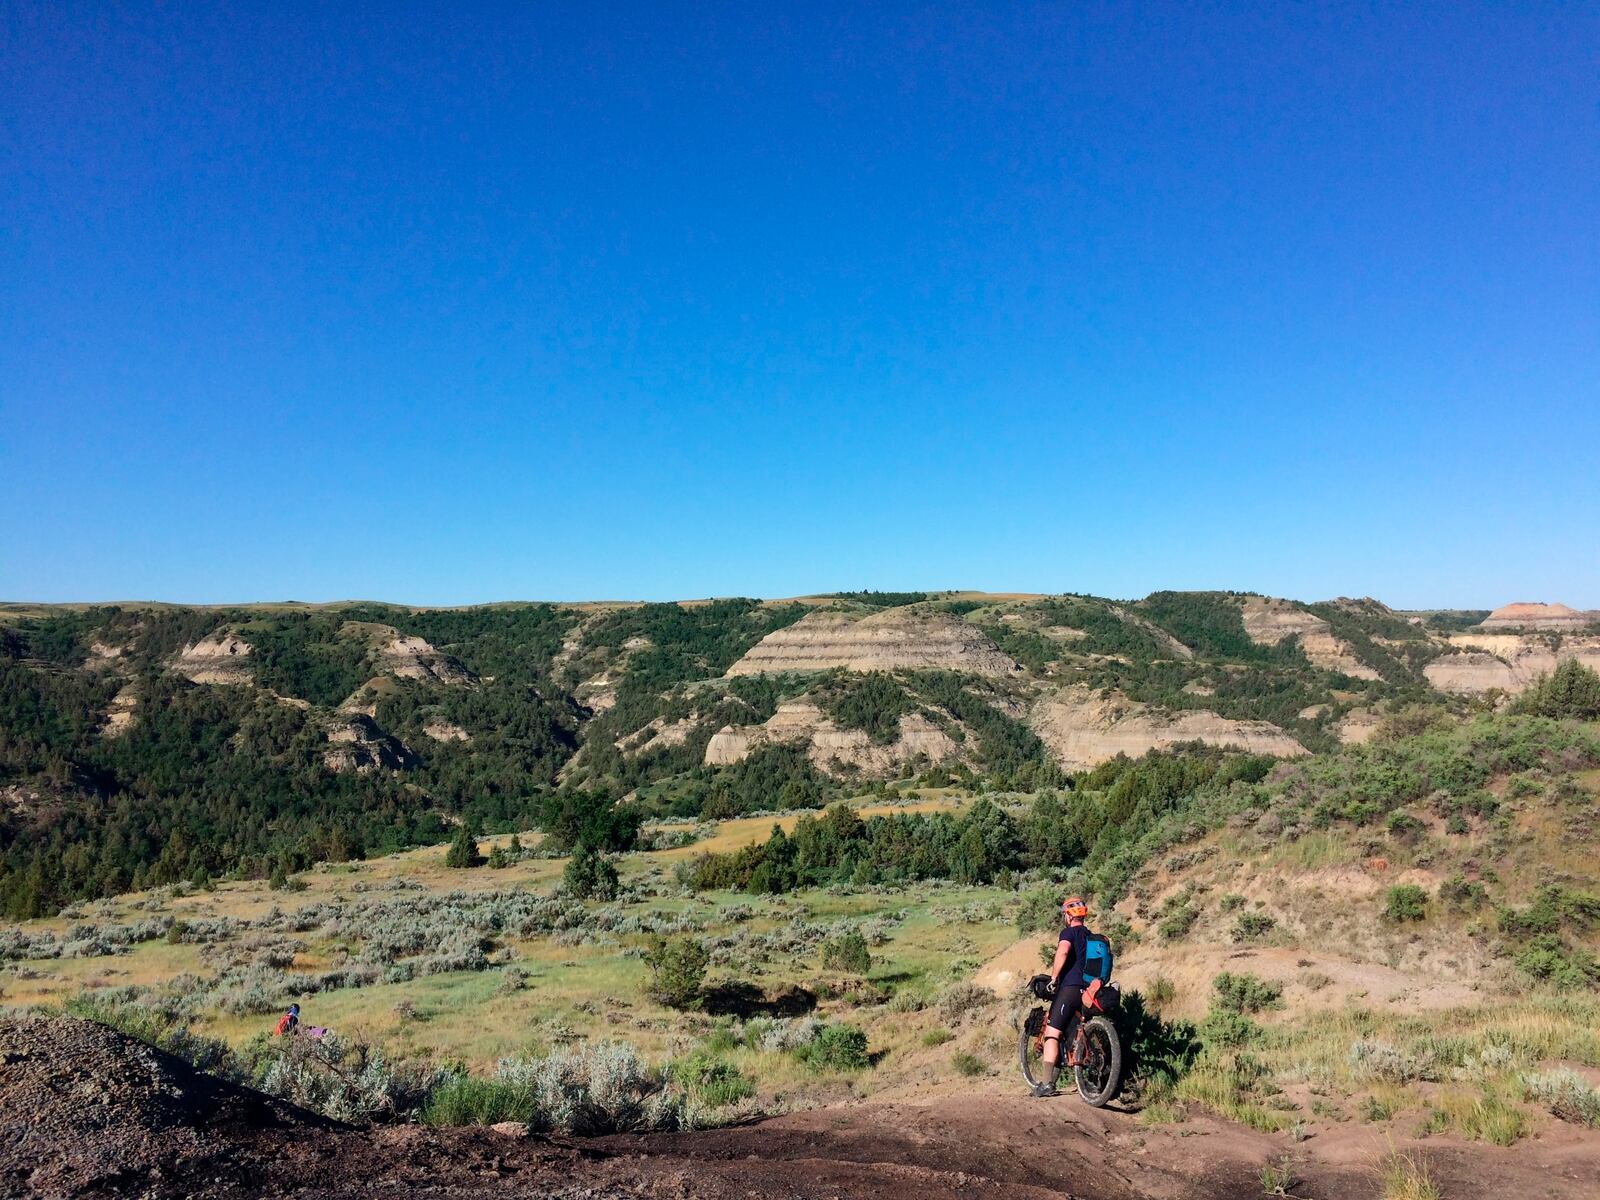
[4, 3, 1596, 608]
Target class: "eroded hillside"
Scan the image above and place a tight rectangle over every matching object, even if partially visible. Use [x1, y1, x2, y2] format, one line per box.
[2, 590, 1596, 914]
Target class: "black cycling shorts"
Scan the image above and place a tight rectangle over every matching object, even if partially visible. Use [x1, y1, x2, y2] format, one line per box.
[1046, 984, 1082, 1034]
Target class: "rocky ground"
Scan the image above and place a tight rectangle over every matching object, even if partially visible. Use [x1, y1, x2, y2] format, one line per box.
[6, 1017, 1599, 1200]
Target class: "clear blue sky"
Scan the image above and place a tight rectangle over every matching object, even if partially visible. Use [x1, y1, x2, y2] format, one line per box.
[4, 3, 1596, 608]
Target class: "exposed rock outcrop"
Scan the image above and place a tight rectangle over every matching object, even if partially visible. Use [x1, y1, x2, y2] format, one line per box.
[1237, 597, 1381, 680]
[705, 699, 960, 775]
[726, 609, 1019, 677]
[175, 633, 253, 685]
[1029, 687, 1307, 770]
[1479, 602, 1598, 631]
[101, 685, 138, 737]
[375, 632, 477, 686]
[422, 720, 470, 743]
[620, 716, 698, 755]
[1110, 607, 1194, 660]
[1424, 634, 1600, 695]
[1336, 710, 1384, 745]
[323, 715, 416, 773]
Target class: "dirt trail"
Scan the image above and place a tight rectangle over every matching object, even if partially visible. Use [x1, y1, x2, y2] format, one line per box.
[5, 1018, 1598, 1199]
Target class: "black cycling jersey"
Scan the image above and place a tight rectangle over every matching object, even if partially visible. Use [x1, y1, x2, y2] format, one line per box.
[1056, 923, 1088, 985]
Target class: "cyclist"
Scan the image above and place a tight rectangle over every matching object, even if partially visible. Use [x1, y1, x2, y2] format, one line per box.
[1032, 895, 1091, 1098]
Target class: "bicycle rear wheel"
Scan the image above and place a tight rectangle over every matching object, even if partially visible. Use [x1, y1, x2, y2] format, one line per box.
[1018, 1006, 1050, 1089]
[1073, 1015, 1122, 1107]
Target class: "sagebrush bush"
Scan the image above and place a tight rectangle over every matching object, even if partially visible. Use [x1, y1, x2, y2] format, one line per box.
[936, 982, 995, 1023]
[1349, 1039, 1432, 1084]
[1230, 912, 1276, 943]
[951, 1052, 985, 1076]
[1523, 1068, 1600, 1126]
[254, 1033, 447, 1122]
[426, 1043, 684, 1133]
[1211, 972, 1283, 1015]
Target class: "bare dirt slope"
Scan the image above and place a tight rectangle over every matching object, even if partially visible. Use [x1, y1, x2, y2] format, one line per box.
[8, 1017, 1599, 1200]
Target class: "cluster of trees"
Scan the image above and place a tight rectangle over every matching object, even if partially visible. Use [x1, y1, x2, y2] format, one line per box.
[815, 671, 916, 743]
[0, 606, 585, 916]
[1136, 592, 1302, 664]
[686, 746, 1275, 894]
[1512, 660, 1600, 721]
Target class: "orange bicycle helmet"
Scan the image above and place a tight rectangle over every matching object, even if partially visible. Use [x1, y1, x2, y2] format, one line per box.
[1062, 895, 1089, 919]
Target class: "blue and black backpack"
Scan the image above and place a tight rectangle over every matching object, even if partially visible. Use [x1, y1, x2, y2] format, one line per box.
[1080, 930, 1114, 987]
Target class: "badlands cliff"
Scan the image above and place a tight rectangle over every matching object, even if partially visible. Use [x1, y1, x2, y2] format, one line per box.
[706, 699, 960, 775]
[726, 609, 1020, 677]
[1425, 633, 1600, 695]
[1238, 596, 1379, 679]
[174, 632, 254, 685]
[1030, 686, 1308, 771]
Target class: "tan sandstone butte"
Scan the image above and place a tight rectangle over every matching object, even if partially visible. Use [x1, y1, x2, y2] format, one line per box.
[174, 632, 254, 685]
[725, 609, 1019, 677]
[1479, 602, 1598, 631]
[705, 699, 959, 775]
[1029, 686, 1307, 771]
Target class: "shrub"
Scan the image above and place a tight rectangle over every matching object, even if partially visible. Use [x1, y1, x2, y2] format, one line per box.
[921, 1028, 953, 1047]
[1348, 1039, 1430, 1084]
[562, 844, 620, 901]
[951, 1052, 985, 1076]
[1211, 972, 1283, 1015]
[887, 989, 928, 1013]
[254, 1033, 446, 1122]
[1144, 974, 1176, 1011]
[670, 1051, 755, 1109]
[1438, 874, 1487, 912]
[1523, 1069, 1600, 1127]
[445, 826, 482, 869]
[1114, 990, 1201, 1099]
[1386, 810, 1425, 843]
[1198, 1008, 1258, 1049]
[1383, 884, 1429, 924]
[426, 1043, 683, 1133]
[1511, 659, 1600, 721]
[1217, 893, 1245, 913]
[821, 930, 872, 975]
[1158, 892, 1200, 941]
[1513, 934, 1600, 988]
[797, 1023, 869, 1071]
[1230, 912, 1276, 943]
[936, 982, 995, 1024]
[748, 1015, 823, 1054]
[643, 936, 709, 1010]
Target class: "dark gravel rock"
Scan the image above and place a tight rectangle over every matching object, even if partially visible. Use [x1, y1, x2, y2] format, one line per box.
[0, 1016, 322, 1198]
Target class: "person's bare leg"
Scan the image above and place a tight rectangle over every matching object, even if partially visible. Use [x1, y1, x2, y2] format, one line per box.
[1040, 1029, 1063, 1091]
